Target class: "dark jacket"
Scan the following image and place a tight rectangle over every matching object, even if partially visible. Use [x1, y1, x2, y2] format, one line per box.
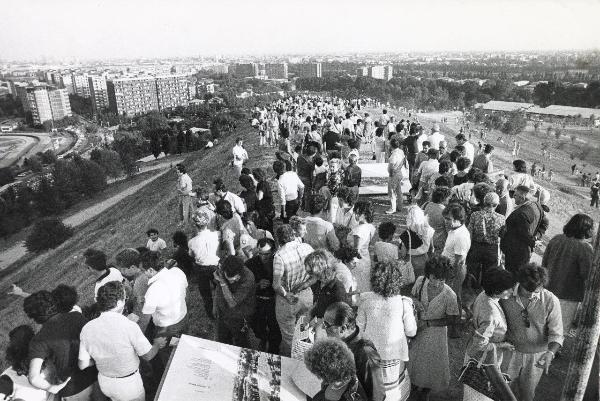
[345, 329, 386, 401]
[313, 377, 367, 401]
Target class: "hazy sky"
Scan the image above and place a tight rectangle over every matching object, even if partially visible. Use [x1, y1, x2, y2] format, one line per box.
[2, 0, 599, 60]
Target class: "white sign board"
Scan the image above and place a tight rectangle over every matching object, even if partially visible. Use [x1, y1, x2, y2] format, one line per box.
[156, 335, 308, 401]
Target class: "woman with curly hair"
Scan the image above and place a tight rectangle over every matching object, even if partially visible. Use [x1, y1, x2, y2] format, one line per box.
[305, 250, 348, 320]
[409, 255, 460, 400]
[1, 325, 49, 401]
[288, 215, 307, 243]
[304, 338, 367, 401]
[347, 200, 376, 292]
[356, 260, 417, 386]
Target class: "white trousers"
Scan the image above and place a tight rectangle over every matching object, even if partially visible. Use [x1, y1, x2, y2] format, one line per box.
[98, 371, 145, 401]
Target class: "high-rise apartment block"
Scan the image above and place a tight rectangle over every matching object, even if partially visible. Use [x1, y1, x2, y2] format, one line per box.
[368, 65, 393, 81]
[22, 86, 72, 125]
[107, 75, 190, 116]
[88, 75, 109, 114]
[234, 63, 259, 78]
[155, 74, 189, 110]
[71, 73, 91, 97]
[265, 63, 288, 80]
[295, 63, 322, 78]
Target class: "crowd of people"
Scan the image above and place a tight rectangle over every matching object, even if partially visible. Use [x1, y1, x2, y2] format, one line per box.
[1, 94, 597, 401]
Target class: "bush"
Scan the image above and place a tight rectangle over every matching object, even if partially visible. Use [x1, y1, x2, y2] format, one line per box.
[0, 167, 15, 186]
[558, 186, 577, 196]
[25, 218, 74, 252]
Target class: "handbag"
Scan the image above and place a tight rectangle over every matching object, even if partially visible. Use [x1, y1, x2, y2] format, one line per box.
[458, 348, 516, 401]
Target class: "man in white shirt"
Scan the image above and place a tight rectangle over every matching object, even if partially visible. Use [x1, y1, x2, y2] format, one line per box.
[341, 112, 355, 135]
[275, 160, 304, 223]
[427, 123, 445, 150]
[188, 211, 220, 319]
[386, 138, 406, 214]
[442, 203, 471, 337]
[79, 281, 166, 401]
[232, 138, 248, 178]
[210, 178, 246, 216]
[415, 149, 440, 193]
[456, 133, 475, 163]
[304, 193, 340, 252]
[139, 259, 188, 375]
[176, 164, 193, 226]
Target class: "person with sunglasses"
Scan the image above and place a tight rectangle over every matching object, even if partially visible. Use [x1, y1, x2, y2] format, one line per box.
[500, 263, 563, 401]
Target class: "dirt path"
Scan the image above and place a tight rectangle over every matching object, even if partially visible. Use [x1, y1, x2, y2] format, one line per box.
[0, 165, 177, 270]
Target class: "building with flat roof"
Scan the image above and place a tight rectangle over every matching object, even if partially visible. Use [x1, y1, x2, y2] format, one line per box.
[369, 65, 393, 81]
[295, 63, 322, 78]
[23, 86, 71, 124]
[234, 63, 259, 78]
[48, 88, 72, 120]
[71, 73, 90, 98]
[107, 75, 190, 116]
[88, 75, 109, 115]
[265, 63, 288, 80]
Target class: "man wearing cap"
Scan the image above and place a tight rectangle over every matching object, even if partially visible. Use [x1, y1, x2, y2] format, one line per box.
[427, 124, 445, 150]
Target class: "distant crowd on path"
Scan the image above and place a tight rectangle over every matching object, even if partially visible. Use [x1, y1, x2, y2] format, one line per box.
[2, 94, 598, 401]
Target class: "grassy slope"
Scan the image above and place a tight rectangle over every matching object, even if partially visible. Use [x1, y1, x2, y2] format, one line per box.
[0, 123, 264, 361]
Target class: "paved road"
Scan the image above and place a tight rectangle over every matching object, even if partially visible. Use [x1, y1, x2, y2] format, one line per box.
[0, 165, 177, 270]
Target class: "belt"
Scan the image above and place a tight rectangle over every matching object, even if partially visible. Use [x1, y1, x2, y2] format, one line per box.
[257, 295, 274, 300]
[103, 369, 138, 379]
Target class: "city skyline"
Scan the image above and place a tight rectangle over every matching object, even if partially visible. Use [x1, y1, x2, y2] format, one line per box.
[2, 0, 600, 61]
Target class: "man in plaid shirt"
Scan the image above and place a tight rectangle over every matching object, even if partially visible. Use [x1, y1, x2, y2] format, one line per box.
[272, 224, 315, 356]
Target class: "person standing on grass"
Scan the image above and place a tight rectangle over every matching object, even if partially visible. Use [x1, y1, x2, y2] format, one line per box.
[211, 178, 246, 217]
[188, 211, 220, 320]
[245, 238, 281, 354]
[542, 214, 594, 337]
[24, 291, 98, 401]
[495, 178, 514, 217]
[272, 224, 315, 356]
[231, 138, 248, 178]
[214, 256, 256, 348]
[84, 248, 125, 300]
[78, 281, 167, 401]
[441, 203, 471, 338]
[427, 123, 444, 150]
[500, 185, 548, 275]
[456, 133, 474, 163]
[472, 144, 494, 174]
[176, 164, 193, 226]
[386, 138, 406, 215]
[275, 160, 304, 224]
[343, 153, 362, 199]
[500, 263, 563, 401]
[304, 194, 340, 252]
[591, 181, 600, 208]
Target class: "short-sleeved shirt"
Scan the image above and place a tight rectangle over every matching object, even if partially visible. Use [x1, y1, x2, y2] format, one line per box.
[188, 230, 220, 266]
[402, 136, 419, 154]
[344, 165, 362, 187]
[146, 238, 167, 252]
[215, 267, 256, 319]
[94, 267, 124, 299]
[333, 261, 356, 293]
[221, 214, 247, 253]
[374, 241, 399, 262]
[1, 367, 48, 401]
[349, 224, 376, 259]
[29, 313, 97, 397]
[304, 216, 340, 252]
[442, 225, 471, 259]
[273, 241, 314, 293]
[142, 267, 188, 327]
[79, 311, 152, 377]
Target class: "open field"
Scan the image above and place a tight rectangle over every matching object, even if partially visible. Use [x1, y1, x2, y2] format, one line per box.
[0, 106, 598, 400]
[0, 135, 37, 168]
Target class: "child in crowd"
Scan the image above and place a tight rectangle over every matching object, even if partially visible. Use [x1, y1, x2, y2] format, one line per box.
[373, 221, 399, 262]
[146, 228, 167, 252]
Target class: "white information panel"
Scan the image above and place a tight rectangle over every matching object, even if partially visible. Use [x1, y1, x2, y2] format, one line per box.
[156, 335, 309, 401]
[357, 162, 411, 195]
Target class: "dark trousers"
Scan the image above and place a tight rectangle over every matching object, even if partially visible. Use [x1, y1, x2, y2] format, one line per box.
[251, 297, 282, 354]
[148, 315, 189, 383]
[504, 247, 531, 276]
[282, 198, 300, 223]
[407, 152, 418, 181]
[196, 265, 217, 318]
[216, 315, 250, 348]
[592, 196, 599, 208]
[466, 242, 499, 285]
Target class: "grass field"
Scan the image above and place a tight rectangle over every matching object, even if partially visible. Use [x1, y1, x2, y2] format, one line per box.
[0, 108, 598, 400]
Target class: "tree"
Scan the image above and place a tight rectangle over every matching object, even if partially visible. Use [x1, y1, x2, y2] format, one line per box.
[555, 128, 562, 140]
[34, 177, 65, 216]
[90, 148, 124, 178]
[161, 134, 171, 155]
[73, 156, 107, 196]
[25, 155, 43, 173]
[37, 150, 57, 165]
[150, 136, 162, 158]
[25, 218, 74, 252]
[0, 168, 15, 186]
[501, 112, 527, 136]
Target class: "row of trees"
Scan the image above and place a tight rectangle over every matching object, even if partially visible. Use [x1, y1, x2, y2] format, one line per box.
[533, 81, 600, 108]
[0, 155, 107, 238]
[470, 109, 528, 136]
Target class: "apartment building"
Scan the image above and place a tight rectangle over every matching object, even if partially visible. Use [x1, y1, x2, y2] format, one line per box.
[264, 63, 288, 79]
[234, 63, 259, 78]
[23, 86, 72, 124]
[48, 88, 72, 120]
[106, 75, 190, 116]
[368, 65, 393, 81]
[295, 63, 322, 78]
[71, 73, 91, 97]
[88, 75, 109, 114]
